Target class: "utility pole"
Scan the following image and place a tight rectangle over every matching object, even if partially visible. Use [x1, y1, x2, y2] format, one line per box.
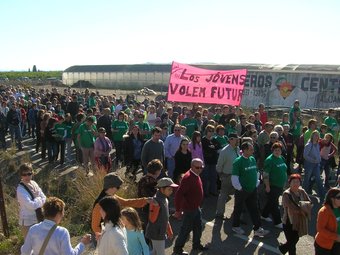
[0, 176, 9, 237]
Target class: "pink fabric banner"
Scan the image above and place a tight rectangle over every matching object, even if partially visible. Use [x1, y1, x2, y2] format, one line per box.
[168, 62, 247, 105]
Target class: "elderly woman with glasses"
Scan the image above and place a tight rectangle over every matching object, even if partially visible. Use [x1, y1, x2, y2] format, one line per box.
[17, 163, 46, 238]
[315, 188, 340, 255]
[279, 174, 312, 255]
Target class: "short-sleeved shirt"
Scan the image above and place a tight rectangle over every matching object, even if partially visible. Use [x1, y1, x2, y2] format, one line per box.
[232, 156, 258, 192]
[78, 123, 97, 148]
[135, 121, 151, 140]
[64, 121, 74, 139]
[264, 154, 287, 188]
[54, 123, 66, 140]
[324, 116, 338, 136]
[180, 118, 198, 138]
[112, 120, 128, 141]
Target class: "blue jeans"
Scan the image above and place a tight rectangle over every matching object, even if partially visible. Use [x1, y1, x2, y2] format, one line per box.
[320, 158, 331, 188]
[8, 124, 22, 149]
[201, 164, 217, 195]
[29, 123, 36, 138]
[46, 141, 58, 163]
[174, 208, 202, 253]
[302, 161, 324, 200]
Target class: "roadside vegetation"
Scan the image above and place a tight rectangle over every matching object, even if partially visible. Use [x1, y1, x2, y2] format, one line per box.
[0, 71, 62, 80]
[0, 145, 136, 255]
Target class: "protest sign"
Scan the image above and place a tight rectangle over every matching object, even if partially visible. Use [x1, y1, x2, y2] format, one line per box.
[168, 62, 247, 105]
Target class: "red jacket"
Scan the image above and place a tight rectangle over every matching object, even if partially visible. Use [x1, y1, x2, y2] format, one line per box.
[175, 170, 203, 212]
[315, 205, 338, 250]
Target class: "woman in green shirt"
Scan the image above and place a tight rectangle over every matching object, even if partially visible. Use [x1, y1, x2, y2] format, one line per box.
[78, 116, 97, 174]
[261, 142, 287, 228]
[112, 112, 129, 167]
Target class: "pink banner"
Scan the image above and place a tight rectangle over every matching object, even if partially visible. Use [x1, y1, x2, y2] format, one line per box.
[168, 62, 247, 105]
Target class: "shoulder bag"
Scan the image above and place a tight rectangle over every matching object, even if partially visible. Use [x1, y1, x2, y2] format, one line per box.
[19, 182, 44, 222]
[39, 224, 57, 255]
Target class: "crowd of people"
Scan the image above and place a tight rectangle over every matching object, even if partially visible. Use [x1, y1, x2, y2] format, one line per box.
[6, 84, 340, 254]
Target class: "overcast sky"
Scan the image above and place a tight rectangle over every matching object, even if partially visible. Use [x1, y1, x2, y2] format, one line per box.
[1, 0, 339, 71]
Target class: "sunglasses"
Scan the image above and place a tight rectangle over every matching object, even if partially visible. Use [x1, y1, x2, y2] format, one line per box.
[22, 172, 33, 177]
[193, 166, 203, 170]
[270, 136, 277, 139]
[174, 129, 181, 131]
[334, 196, 340, 200]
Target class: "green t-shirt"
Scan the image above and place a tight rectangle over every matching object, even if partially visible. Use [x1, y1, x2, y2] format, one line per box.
[78, 123, 97, 148]
[215, 135, 228, 148]
[112, 120, 128, 141]
[324, 116, 338, 136]
[232, 156, 258, 192]
[264, 154, 287, 188]
[88, 97, 96, 107]
[213, 113, 221, 122]
[135, 121, 151, 140]
[64, 121, 74, 139]
[54, 123, 66, 140]
[333, 208, 340, 235]
[110, 105, 115, 113]
[180, 118, 198, 138]
[226, 127, 237, 137]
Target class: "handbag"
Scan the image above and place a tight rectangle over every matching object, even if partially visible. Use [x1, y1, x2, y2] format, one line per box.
[19, 182, 44, 222]
[288, 192, 312, 217]
[298, 200, 312, 215]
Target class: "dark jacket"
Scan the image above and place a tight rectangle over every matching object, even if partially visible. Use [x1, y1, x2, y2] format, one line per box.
[66, 101, 79, 118]
[6, 109, 21, 126]
[202, 136, 219, 164]
[97, 114, 113, 139]
[124, 133, 144, 164]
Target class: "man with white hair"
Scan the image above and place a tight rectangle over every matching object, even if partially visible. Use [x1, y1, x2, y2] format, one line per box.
[173, 158, 208, 255]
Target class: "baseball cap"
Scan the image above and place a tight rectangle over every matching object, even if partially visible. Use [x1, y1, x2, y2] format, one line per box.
[103, 173, 123, 190]
[157, 177, 179, 188]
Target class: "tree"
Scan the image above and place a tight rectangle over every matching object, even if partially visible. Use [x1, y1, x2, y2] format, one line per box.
[32, 65, 37, 72]
[28, 68, 30, 72]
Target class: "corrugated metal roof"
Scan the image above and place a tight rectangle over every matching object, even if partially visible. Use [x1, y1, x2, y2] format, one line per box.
[63, 64, 340, 73]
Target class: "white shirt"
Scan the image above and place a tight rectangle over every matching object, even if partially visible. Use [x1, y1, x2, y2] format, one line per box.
[98, 222, 128, 255]
[21, 219, 85, 255]
[17, 181, 46, 226]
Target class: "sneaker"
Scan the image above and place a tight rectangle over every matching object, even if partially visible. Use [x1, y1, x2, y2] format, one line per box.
[232, 227, 245, 235]
[261, 216, 272, 222]
[275, 223, 283, 229]
[254, 227, 270, 237]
